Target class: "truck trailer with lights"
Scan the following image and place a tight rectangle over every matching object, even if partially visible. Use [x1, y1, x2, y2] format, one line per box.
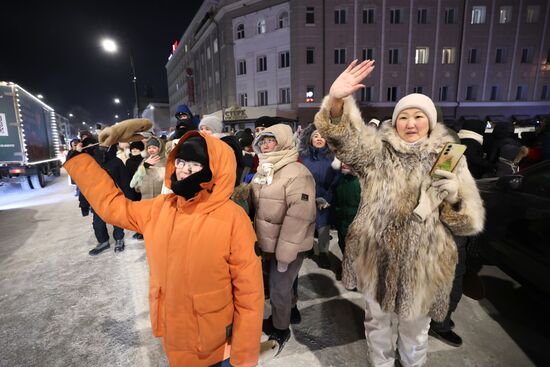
[0, 82, 62, 190]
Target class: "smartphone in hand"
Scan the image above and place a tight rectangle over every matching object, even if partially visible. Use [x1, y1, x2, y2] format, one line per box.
[430, 143, 467, 179]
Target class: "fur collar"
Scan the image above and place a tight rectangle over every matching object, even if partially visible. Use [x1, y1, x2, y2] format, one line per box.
[458, 129, 484, 145]
[380, 122, 453, 155]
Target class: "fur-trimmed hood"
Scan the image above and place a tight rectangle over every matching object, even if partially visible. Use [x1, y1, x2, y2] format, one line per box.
[298, 123, 333, 158]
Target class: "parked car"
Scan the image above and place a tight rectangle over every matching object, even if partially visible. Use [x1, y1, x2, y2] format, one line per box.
[476, 159, 550, 294]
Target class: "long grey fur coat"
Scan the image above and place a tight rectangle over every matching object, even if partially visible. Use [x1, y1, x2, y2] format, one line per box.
[314, 96, 485, 321]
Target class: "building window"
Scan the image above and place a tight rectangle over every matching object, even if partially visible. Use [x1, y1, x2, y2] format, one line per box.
[390, 9, 402, 24]
[306, 48, 315, 64]
[237, 60, 247, 75]
[516, 86, 526, 100]
[215, 71, 219, 84]
[387, 87, 398, 101]
[360, 86, 372, 102]
[238, 93, 248, 107]
[208, 76, 212, 88]
[257, 55, 267, 72]
[334, 48, 346, 64]
[257, 90, 268, 106]
[279, 51, 290, 68]
[257, 19, 266, 34]
[417, 8, 428, 24]
[279, 88, 291, 104]
[363, 8, 375, 24]
[541, 85, 549, 100]
[389, 48, 399, 64]
[278, 11, 289, 28]
[444, 8, 456, 24]
[526, 5, 540, 23]
[471, 6, 486, 24]
[438, 86, 448, 101]
[306, 7, 315, 24]
[306, 85, 315, 102]
[335, 9, 347, 24]
[213, 38, 218, 53]
[442, 47, 456, 64]
[495, 48, 505, 63]
[521, 48, 532, 63]
[499, 6, 512, 24]
[362, 48, 374, 61]
[415, 47, 429, 64]
[207, 47, 211, 60]
[413, 86, 423, 94]
[236, 24, 245, 39]
[468, 48, 479, 63]
[490, 86, 499, 100]
[466, 85, 477, 100]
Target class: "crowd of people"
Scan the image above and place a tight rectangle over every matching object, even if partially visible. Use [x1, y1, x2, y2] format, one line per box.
[63, 59, 550, 367]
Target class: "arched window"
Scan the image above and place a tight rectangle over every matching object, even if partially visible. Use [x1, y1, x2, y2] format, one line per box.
[236, 24, 245, 40]
[278, 11, 289, 28]
[257, 19, 266, 34]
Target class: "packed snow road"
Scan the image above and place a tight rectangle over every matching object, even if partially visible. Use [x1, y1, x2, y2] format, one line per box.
[0, 172, 545, 366]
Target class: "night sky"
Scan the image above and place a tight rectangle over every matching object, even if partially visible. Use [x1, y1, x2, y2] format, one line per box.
[2, 1, 202, 125]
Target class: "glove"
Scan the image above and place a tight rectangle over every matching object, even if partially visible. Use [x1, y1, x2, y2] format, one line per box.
[431, 170, 460, 204]
[98, 118, 153, 147]
[316, 197, 330, 210]
[412, 179, 446, 222]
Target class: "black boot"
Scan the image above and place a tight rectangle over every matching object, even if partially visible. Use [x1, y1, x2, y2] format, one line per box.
[114, 239, 125, 253]
[268, 327, 291, 356]
[132, 233, 143, 240]
[262, 316, 274, 335]
[318, 253, 331, 269]
[89, 241, 110, 256]
[290, 306, 301, 324]
[429, 328, 463, 347]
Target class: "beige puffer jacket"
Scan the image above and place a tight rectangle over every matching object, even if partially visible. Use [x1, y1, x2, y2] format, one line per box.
[130, 137, 167, 199]
[250, 124, 316, 271]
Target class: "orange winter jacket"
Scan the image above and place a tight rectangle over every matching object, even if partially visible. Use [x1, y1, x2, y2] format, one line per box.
[64, 131, 264, 367]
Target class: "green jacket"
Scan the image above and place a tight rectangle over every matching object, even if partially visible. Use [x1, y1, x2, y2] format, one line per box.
[333, 174, 361, 234]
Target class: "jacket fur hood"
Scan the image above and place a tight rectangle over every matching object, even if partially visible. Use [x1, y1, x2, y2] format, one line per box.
[298, 123, 334, 158]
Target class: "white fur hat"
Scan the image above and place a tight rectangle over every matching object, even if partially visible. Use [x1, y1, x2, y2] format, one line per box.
[391, 93, 437, 131]
[199, 115, 223, 134]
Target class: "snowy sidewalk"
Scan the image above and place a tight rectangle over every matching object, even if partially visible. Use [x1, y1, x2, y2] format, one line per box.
[0, 172, 543, 366]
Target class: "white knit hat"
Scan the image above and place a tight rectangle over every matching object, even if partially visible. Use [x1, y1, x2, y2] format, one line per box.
[391, 93, 437, 131]
[199, 115, 223, 134]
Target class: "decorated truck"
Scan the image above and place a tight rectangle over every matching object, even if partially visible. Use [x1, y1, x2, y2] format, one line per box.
[0, 82, 62, 190]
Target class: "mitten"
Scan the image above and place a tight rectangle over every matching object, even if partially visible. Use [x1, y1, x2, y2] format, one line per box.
[99, 118, 153, 147]
[316, 197, 330, 209]
[431, 170, 460, 204]
[412, 179, 446, 222]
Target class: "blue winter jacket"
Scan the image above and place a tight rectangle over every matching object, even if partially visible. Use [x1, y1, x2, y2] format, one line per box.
[301, 146, 340, 228]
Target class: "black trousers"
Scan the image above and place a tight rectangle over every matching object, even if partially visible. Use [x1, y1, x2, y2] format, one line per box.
[431, 236, 467, 332]
[92, 209, 124, 243]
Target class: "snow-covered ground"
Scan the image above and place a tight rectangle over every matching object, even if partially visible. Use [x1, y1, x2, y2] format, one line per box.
[0, 171, 546, 366]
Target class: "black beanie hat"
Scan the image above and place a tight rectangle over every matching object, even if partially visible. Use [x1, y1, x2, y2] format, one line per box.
[129, 141, 145, 151]
[175, 136, 209, 167]
[254, 116, 278, 128]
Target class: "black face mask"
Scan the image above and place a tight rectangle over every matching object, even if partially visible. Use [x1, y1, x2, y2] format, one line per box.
[170, 169, 212, 200]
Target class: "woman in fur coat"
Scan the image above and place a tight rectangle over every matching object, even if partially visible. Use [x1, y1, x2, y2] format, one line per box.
[314, 59, 485, 367]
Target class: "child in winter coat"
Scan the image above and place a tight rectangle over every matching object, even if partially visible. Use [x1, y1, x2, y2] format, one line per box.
[130, 137, 167, 199]
[332, 161, 361, 259]
[64, 127, 264, 367]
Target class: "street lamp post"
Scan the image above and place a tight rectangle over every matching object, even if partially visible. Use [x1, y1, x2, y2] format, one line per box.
[101, 38, 140, 117]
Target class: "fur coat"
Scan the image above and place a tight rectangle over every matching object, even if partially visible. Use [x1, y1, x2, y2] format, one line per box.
[314, 96, 485, 321]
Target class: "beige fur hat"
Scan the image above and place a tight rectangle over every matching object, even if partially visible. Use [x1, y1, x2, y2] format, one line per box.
[391, 93, 437, 131]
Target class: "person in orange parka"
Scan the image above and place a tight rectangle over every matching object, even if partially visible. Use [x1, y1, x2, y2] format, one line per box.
[64, 129, 264, 367]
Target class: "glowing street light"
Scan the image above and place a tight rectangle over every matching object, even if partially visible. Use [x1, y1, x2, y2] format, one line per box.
[100, 37, 140, 116]
[114, 98, 121, 104]
[68, 113, 74, 117]
[115, 114, 119, 119]
[101, 38, 118, 53]
[82, 122, 87, 125]
[37, 94, 44, 99]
